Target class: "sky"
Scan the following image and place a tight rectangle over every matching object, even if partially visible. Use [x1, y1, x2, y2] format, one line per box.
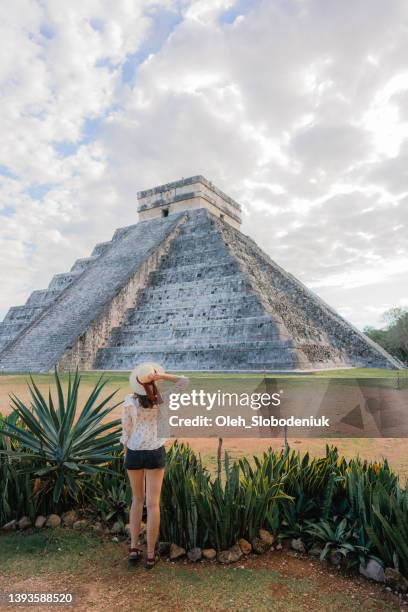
[1, 0, 407, 330]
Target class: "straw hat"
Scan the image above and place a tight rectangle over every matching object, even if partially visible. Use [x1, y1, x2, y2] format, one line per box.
[129, 361, 165, 395]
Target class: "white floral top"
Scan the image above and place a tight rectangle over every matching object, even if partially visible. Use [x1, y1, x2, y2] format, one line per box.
[120, 376, 189, 450]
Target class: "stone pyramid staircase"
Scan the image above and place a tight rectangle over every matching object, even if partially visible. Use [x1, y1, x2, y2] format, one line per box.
[94, 209, 399, 371]
[0, 206, 400, 372]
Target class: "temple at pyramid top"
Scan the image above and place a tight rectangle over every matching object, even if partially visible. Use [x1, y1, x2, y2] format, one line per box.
[137, 175, 242, 229]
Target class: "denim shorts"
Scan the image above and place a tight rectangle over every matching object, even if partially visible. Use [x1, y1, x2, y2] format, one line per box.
[124, 445, 166, 470]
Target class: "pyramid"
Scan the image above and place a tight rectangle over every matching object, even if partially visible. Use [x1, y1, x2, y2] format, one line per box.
[0, 175, 401, 373]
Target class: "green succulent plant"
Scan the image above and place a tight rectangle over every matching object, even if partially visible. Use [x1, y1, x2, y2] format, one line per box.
[0, 367, 122, 506]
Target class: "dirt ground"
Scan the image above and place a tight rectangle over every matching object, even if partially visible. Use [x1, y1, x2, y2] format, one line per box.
[0, 531, 406, 612]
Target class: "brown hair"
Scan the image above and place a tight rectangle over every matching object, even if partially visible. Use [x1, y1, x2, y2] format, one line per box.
[134, 392, 155, 408]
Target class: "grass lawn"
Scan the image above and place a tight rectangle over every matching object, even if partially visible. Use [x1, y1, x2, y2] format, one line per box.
[0, 529, 403, 612]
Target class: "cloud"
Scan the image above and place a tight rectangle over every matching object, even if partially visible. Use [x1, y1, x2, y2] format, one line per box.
[0, 0, 408, 330]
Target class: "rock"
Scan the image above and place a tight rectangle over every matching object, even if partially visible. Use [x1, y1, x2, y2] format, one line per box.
[158, 541, 171, 556]
[45, 514, 61, 528]
[291, 538, 306, 553]
[61, 510, 78, 527]
[384, 568, 408, 593]
[275, 543, 283, 551]
[111, 536, 119, 543]
[72, 519, 88, 530]
[34, 515, 46, 529]
[111, 521, 122, 534]
[359, 559, 385, 583]
[1, 519, 17, 531]
[187, 547, 202, 562]
[328, 551, 342, 566]
[18, 516, 32, 530]
[217, 544, 243, 564]
[202, 548, 217, 560]
[251, 537, 269, 555]
[280, 538, 292, 550]
[238, 538, 252, 555]
[217, 550, 232, 564]
[169, 543, 186, 560]
[92, 522, 103, 533]
[125, 523, 131, 536]
[308, 544, 323, 557]
[259, 529, 274, 545]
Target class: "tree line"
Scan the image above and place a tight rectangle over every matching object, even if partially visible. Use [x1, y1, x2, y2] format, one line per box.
[364, 307, 408, 364]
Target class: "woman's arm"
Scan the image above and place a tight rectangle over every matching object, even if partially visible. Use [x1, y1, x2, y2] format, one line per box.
[157, 373, 185, 383]
[146, 372, 189, 402]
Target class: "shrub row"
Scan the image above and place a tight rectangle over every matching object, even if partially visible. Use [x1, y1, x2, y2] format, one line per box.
[1, 369, 407, 580]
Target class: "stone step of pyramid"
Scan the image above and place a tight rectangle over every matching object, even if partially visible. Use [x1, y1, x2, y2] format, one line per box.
[25, 289, 63, 307]
[107, 313, 282, 338]
[91, 240, 113, 257]
[158, 248, 229, 269]
[148, 261, 240, 286]
[48, 272, 81, 292]
[135, 277, 251, 302]
[95, 345, 336, 371]
[129, 290, 262, 311]
[99, 338, 297, 352]
[107, 318, 286, 345]
[124, 295, 265, 327]
[68, 255, 98, 274]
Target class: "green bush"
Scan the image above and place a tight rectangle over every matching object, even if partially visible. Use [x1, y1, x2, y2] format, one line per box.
[159, 442, 290, 550]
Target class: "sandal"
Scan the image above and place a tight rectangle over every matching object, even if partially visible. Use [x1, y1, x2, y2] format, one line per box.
[128, 546, 143, 562]
[144, 552, 160, 570]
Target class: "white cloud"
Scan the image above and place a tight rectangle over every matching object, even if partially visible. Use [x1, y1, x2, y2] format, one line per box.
[0, 0, 407, 330]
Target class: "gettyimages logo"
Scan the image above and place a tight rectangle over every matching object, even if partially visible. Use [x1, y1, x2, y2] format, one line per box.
[157, 376, 408, 439]
[167, 389, 282, 411]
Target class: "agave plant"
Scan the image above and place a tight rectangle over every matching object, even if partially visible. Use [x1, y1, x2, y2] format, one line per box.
[364, 482, 408, 576]
[0, 367, 122, 508]
[305, 517, 379, 569]
[160, 441, 211, 548]
[160, 443, 292, 550]
[92, 449, 132, 523]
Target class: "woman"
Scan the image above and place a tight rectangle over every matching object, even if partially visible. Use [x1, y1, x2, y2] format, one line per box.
[120, 361, 189, 569]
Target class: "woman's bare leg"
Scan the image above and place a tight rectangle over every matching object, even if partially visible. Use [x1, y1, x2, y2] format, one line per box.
[127, 469, 145, 549]
[145, 468, 165, 557]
